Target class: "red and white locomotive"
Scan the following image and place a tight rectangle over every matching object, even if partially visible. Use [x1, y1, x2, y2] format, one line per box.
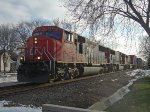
[17, 26, 144, 83]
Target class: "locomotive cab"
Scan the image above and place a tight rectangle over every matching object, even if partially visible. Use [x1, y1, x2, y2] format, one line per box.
[17, 26, 63, 83]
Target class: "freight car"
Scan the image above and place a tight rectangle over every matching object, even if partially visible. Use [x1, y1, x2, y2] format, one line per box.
[17, 26, 144, 83]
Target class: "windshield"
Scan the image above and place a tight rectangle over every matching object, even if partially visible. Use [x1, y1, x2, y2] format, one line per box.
[32, 31, 61, 40]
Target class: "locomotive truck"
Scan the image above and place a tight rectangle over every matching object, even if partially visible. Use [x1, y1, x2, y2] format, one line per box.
[17, 26, 144, 83]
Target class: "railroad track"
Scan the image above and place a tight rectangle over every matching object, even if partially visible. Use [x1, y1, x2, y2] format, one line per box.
[0, 70, 130, 96]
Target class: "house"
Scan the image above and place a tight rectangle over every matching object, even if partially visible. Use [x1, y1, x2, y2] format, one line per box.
[8, 51, 18, 72]
[0, 50, 11, 72]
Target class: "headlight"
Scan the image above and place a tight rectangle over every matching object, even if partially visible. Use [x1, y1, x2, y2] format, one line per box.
[20, 57, 24, 60]
[34, 38, 37, 43]
[37, 56, 41, 60]
[20, 56, 24, 62]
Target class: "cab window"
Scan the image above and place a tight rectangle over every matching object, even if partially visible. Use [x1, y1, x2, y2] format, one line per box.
[32, 31, 61, 40]
[45, 32, 61, 40]
[64, 31, 73, 42]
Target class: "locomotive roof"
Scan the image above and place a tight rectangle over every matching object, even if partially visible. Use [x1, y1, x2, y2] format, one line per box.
[34, 26, 74, 33]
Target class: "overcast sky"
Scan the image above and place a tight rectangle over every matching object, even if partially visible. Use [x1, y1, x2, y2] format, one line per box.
[0, 0, 67, 24]
[0, 0, 141, 56]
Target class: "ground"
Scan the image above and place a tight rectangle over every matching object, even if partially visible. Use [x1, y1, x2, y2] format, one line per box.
[0, 70, 132, 109]
[0, 69, 148, 112]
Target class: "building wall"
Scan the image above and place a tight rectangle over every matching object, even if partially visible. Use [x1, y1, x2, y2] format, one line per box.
[0, 53, 11, 72]
[115, 51, 120, 64]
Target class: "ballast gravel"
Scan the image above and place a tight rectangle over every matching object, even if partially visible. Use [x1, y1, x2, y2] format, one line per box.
[0, 70, 133, 108]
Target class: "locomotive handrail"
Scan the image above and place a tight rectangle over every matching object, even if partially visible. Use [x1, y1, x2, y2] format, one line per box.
[44, 47, 54, 60]
[46, 40, 55, 60]
[35, 49, 42, 55]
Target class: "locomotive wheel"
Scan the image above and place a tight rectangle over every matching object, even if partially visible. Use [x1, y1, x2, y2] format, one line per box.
[63, 71, 70, 80]
[54, 72, 70, 81]
[53, 73, 62, 81]
[70, 68, 79, 79]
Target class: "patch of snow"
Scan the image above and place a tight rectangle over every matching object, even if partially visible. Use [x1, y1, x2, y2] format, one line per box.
[126, 69, 150, 89]
[0, 76, 17, 83]
[126, 69, 150, 77]
[0, 73, 17, 83]
[111, 79, 118, 82]
[100, 80, 103, 82]
[0, 100, 41, 112]
[0, 107, 41, 112]
[0, 100, 10, 107]
[143, 70, 150, 76]
[126, 69, 142, 76]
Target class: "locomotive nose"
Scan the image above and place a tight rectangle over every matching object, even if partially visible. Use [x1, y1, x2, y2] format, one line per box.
[25, 35, 56, 61]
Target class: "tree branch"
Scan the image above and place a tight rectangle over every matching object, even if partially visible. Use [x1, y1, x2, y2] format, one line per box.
[146, 0, 150, 26]
[124, 0, 144, 23]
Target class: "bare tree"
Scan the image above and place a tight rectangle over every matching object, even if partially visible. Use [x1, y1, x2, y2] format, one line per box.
[16, 19, 51, 44]
[142, 37, 150, 53]
[61, 19, 73, 31]
[63, 0, 150, 37]
[139, 36, 150, 60]
[15, 21, 32, 44]
[0, 24, 19, 74]
[0, 19, 51, 51]
[52, 18, 61, 26]
[52, 18, 79, 32]
[0, 24, 18, 51]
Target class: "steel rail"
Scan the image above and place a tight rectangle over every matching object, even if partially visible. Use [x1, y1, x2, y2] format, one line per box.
[0, 70, 130, 96]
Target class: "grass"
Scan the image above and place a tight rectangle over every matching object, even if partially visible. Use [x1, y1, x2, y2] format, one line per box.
[106, 77, 150, 112]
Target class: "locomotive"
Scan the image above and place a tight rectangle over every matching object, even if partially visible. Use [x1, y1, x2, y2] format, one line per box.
[17, 26, 144, 83]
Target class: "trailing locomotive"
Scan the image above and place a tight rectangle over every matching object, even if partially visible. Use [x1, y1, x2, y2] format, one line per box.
[17, 26, 145, 83]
